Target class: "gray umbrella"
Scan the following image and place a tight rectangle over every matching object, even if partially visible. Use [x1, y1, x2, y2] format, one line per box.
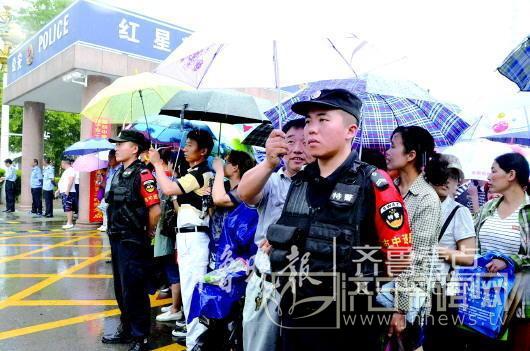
[160, 89, 272, 124]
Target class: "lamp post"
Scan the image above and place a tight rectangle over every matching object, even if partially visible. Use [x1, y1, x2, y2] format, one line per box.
[0, 6, 13, 165]
[0, 6, 24, 164]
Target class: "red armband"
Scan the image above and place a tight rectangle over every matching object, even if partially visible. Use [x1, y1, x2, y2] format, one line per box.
[140, 169, 160, 207]
[371, 170, 411, 255]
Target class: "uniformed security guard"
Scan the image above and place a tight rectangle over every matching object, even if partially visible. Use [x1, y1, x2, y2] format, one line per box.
[102, 130, 161, 351]
[265, 89, 410, 351]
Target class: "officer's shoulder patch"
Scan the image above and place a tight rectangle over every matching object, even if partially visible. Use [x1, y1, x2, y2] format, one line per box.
[142, 178, 156, 193]
[370, 170, 389, 190]
[379, 201, 404, 230]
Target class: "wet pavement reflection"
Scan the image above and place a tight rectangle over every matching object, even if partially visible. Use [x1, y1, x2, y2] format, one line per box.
[0, 211, 185, 350]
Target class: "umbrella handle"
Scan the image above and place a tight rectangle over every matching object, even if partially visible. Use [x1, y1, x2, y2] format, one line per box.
[138, 89, 152, 145]
[218, 123, 222, 155]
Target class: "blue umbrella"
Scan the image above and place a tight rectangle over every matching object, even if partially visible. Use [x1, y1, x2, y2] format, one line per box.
[130, 115, 216, 144]
[63, 138, 115, 156]
[498, 36, 530, 92]
[265, 77, 469, 152]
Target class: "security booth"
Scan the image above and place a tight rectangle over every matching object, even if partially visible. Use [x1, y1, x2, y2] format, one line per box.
[2, 0, 191, 225]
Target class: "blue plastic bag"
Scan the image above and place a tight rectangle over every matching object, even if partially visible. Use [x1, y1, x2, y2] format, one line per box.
[455, 251, 516, 338]
[212, 203, 259, 269]
[188, 203, 259, 322]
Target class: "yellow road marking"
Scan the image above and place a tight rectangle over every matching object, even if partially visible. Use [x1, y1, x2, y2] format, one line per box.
[153, 344, 187, 351]
[14, 300, 118, 306]
[0, 309, 121, 341]
[0, 274, 54, 278]
[0, 250, 111, 310]
[0, 235, 94, 263]
[64, 274, 113, 279]
[0, 273, 113, 278]
[1, 231, 16, 235]
[0, 244, 108, 247]
[26, 230, 42, 233]
[15, 257, 96, 260]
[0, 233, 101, 241]
[0, 297, 172, 340]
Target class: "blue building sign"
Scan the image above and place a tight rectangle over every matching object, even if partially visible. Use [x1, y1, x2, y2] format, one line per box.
[7, 0, 192, 85]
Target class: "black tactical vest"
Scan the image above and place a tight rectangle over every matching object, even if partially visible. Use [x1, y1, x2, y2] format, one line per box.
[268, 160, 379, 278]
[106, 160, 148, 243]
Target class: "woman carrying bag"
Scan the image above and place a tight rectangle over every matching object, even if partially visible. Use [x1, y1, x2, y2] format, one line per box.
[471, 153, 530, 351]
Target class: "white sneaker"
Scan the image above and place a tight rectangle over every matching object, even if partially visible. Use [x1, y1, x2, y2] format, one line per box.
[97, 225, 107, 232]
[174, 318, 186, 328]
[156, 310, 183, 322]
[171, 325, 187, 338]
[62, 224, 74, 230]
[161, 305, 172, 313]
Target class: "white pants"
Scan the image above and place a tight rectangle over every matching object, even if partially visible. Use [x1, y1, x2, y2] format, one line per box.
[176, 231, 210, 350]
[242, 272, 280, 351]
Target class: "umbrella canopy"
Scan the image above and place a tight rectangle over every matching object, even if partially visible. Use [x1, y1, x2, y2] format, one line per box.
[160, 89, 272, 124]
[155, 31, 396, 90]
[498, 36, 530, 92]
[73, 151, 109, 172]
[458, 95, 530, 140]
[441, 139, 513, 181]
[264, 77, 469, 151]
[81, 72, 187, 124]
[64, 138, 115, 156]
[242, 123, 274, 147]
[130, 115, 216, 144]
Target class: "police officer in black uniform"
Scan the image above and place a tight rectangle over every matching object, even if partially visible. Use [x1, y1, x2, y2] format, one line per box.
[101, 130, 161, 351]
[266, 89, 406, 350]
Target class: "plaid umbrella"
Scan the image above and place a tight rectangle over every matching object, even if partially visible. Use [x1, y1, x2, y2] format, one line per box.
[242, 123, 274, 147]
[498, 36, 530, 92]
[265, 77, 469, 152]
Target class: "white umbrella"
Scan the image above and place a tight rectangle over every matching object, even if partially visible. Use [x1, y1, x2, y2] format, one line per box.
[156, 31, 397, 89]
[155, 30, 399, 126]
[460, 94, 530, 140]
[442, 139, 513, 181]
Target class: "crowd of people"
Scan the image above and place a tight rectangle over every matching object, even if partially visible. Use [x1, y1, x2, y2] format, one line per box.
[4, 88, 527, 351]
[1, 156, 82, 229]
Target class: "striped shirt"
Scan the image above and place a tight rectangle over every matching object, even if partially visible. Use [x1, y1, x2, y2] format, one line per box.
[478, 206, 523, 255]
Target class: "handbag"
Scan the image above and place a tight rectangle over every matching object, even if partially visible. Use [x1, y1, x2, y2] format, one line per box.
[160, 198, 178, 238]
[456, 251, 517, 338]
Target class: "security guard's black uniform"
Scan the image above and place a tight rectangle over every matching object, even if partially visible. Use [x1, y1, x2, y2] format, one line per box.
[102, 131, 160, 351]
[267, 90, 406, 351]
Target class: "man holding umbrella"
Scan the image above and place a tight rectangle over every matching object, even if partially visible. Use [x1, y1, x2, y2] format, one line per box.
[102, 130, 161, 351]
[148, 129, 214, 350]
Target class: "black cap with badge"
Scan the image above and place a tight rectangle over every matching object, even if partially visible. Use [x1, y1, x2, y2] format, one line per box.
[291, 88, 362, 122]
[109, 130, 150, 152]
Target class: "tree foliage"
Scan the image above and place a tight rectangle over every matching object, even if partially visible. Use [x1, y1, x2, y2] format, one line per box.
[16, 0, 73, 34]
[1, 0, 79, 170]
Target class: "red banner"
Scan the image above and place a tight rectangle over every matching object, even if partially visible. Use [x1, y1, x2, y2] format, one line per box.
[88, 119, 112, 223]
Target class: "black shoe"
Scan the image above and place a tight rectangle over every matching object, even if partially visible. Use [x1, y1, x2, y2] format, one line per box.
[2, 210, 8, 212]
[101, 330, 133, 344]
[128, 339, 149, 351]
